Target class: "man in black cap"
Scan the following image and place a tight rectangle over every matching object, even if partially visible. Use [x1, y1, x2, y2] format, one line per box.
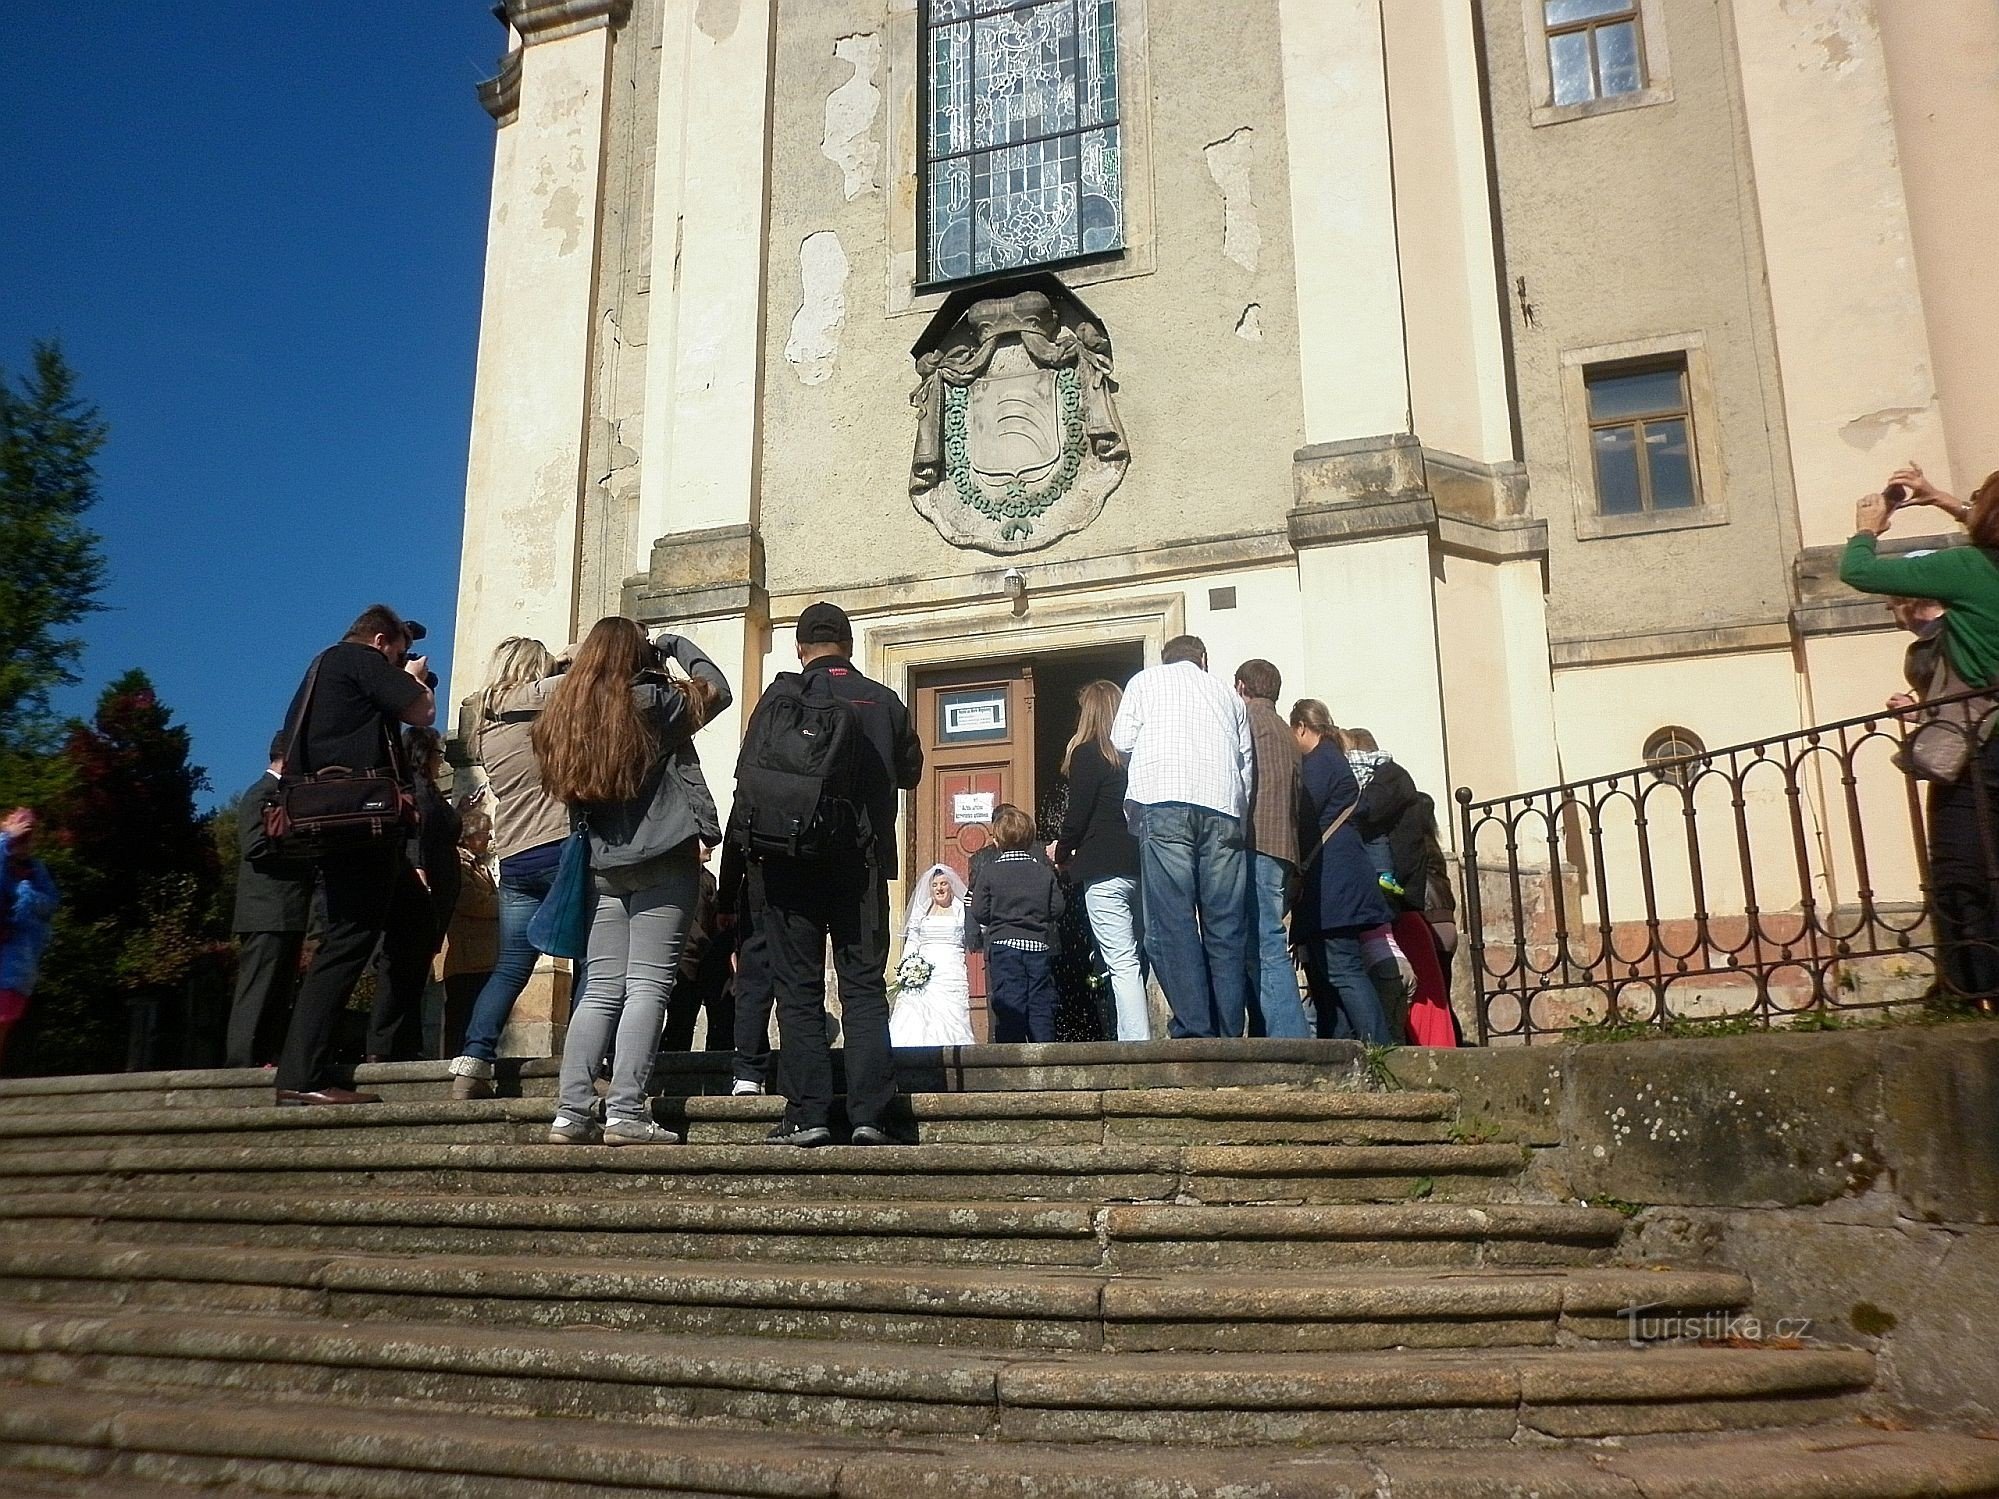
[749, 601, 923, 1145]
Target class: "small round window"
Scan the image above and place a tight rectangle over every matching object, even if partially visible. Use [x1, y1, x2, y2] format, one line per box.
[1643, 726, 1706, 787]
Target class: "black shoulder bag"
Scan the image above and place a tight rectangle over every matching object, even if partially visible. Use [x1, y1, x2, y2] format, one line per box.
[263, 652, 415, 858]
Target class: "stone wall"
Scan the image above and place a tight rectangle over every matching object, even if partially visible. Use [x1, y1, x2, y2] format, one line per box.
[1389, 1024, 1999, 1428]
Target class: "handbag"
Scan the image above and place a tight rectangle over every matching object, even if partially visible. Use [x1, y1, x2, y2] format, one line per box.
[1897, 637, 1997, 785]
[527, 822, 595, 960]
[263, 653, 415, 858]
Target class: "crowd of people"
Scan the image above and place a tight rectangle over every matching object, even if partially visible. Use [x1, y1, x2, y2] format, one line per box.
[13, 460, 1995, 1099]
[205, 597, 1461, 1140]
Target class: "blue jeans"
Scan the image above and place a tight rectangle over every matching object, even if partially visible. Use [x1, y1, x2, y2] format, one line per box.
[1247, 853, 1312, 1038]
[458, 863, 558, 1063]
[987, 943, 1058, 1043]
[1136, 802, 1250, 1039]
[1304, 930, 1395, 1044]
[1081, 876, 1149, 1041]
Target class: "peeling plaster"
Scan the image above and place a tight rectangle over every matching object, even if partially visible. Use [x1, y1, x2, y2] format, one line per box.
[785, 231, 850, 386]
[543, 185, 584, 257]
[1235, 304, 1264, 342]
[822, 34, 883, 201]
[1203, 127, 1261, 274]
[1840, 404, 1930, 450]
[695, 0, 740, 43]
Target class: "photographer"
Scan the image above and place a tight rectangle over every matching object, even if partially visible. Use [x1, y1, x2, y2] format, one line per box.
[1842, 467, 1999, 1002]
[270, 605, 435, 1106]
[532, 617, 730, 1146]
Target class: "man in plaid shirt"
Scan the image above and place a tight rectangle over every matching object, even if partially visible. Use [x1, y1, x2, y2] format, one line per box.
[1110, 635, 1254, 1037]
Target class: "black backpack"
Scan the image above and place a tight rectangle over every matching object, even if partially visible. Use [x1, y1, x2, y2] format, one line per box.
[731, 670, 869, 860]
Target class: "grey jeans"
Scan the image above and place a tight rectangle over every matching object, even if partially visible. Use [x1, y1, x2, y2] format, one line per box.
[556, 849, 700, 1125]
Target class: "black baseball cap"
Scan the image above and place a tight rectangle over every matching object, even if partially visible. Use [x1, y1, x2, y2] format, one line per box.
[796, 601, 852, 644]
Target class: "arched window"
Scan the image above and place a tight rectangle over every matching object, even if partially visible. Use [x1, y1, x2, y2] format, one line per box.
[1643, 725, 1706, 787]
[921, 0, 1125, 285]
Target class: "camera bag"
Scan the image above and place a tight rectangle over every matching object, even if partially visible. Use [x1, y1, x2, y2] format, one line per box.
[263, 652, 415, 858]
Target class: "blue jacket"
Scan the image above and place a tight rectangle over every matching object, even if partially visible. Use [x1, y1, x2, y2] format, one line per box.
[1293, 741, 1394, 938]
[0, 834, 60, 995]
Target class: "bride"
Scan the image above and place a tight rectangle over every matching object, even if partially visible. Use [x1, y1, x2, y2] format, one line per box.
[890, 864, 975, 1047]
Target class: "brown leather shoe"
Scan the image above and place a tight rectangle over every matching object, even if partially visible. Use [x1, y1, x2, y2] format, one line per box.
[276, 1087, 383, 1107]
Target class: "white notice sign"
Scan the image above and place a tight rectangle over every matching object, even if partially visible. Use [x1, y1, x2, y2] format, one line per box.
[953, 791, 996, 825]
[944, 697, 1007, 736]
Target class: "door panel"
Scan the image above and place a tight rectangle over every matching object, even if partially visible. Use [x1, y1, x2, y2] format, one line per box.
[910, 663, 1036, 1043]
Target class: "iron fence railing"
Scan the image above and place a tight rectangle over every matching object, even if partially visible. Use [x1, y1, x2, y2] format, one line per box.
[1455, 688, 1999, 1043]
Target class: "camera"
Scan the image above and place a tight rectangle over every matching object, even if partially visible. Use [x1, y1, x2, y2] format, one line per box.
[1885, 482, 1912, 509]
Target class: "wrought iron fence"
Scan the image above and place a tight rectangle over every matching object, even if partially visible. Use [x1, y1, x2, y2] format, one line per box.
[1455, 688, 1999, 1044]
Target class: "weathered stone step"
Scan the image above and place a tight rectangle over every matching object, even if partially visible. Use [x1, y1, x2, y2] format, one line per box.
[0, 1039, 1371, 1116]
[0, 1241, 1741, 1352]
[0, 1140, 1531, 1204]
[0, 1192, 1626, 1270]
[0, 1088, 1461, 1152]
[0, 1306, 1874, 1445]
[8, 1383, 1989, 1499]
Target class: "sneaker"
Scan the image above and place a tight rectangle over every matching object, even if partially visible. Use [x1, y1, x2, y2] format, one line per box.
[849, 1124, 898, 1147]
[448, 1056, 496, 1101]
[604, 1118, 682, 1146]
[767, 1121, 833, 1147]
[548, 1114, 602, 1146]
[730, 1079, 765, 1097]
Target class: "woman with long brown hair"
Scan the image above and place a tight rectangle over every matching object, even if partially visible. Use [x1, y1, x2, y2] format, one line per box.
[1052, 678, 1148, 1040]
[533, 617, 731, 1145]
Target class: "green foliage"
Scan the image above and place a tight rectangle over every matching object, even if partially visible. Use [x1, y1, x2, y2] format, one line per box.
[1408, 1176, 1435, 1200]
[9, 670, 225, 1078]
[1586, 1195, 1650, 1219]
[0, 342, 106, 748]
[1361, 1043, 1404, 1091]
[1449, 1115, 1503, 1145]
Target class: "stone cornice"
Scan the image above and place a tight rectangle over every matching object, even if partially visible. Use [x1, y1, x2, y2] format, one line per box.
[477, 46, 522, 125]
[504, 0, 630, 45]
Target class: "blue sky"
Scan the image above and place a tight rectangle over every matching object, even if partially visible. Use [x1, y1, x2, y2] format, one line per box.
[1, 5, 500, 804]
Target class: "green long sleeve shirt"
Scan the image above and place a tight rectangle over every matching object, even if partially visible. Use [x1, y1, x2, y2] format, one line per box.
[1840, 533, 1999, 687]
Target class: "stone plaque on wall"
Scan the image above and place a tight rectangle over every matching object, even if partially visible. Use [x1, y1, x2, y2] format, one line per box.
[909, 279, 1129, 554]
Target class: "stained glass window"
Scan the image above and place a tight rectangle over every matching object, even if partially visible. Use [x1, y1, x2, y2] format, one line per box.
[922, 0, 1124, 284]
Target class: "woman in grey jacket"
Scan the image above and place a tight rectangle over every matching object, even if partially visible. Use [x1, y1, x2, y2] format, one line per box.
[532, 616, 731, 1144]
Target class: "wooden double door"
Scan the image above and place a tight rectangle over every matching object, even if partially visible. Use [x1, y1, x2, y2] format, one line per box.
[909, 662, 1039, 1043]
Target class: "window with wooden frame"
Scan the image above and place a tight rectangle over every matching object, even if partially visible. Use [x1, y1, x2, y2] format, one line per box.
[920, 0, 1125, 287]
[1585, 359, 1699, 517]
[1544, 0, 1647, 108]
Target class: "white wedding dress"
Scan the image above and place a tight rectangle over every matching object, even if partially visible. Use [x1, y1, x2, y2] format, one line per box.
[890, 902, 976, 1047]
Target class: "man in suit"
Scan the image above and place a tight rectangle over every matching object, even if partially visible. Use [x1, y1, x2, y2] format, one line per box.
[223, 733, 316, 1069]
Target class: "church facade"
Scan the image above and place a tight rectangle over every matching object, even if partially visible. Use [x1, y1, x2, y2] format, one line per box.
[453, 0, 1999, 913]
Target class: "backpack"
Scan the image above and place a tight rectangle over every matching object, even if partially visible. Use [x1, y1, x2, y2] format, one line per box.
[731, 670, 869, 860]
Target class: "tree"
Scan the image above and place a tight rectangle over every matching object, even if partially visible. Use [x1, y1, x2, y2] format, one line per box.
[0, 342, 107, 751]
[8, 672, 227, 1077]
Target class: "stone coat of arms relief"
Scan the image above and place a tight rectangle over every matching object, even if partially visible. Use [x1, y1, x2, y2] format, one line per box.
[909, 285, 1129, 553]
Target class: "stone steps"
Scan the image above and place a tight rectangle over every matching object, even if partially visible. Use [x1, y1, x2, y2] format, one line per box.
[7, 1385, 1991, 1499]
[0, 1305, 1875, 1446]
[0, 1040, 1372, 1116]
[0, 1191, 1627, 1269]
[0, 1241, 1737, 1352]
[0, 1087, 1462, 1150]
[0, 1139, 1532, 1204]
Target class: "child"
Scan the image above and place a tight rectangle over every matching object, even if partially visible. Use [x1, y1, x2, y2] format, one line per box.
[0, 807, 60, 1070]
[965, 804, 1065, 1044]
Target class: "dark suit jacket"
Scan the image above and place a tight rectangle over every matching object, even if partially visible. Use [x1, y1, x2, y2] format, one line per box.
[233, 773, 315, 934]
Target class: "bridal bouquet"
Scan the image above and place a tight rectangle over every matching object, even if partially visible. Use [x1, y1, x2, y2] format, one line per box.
[895, 954, 934, 995]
